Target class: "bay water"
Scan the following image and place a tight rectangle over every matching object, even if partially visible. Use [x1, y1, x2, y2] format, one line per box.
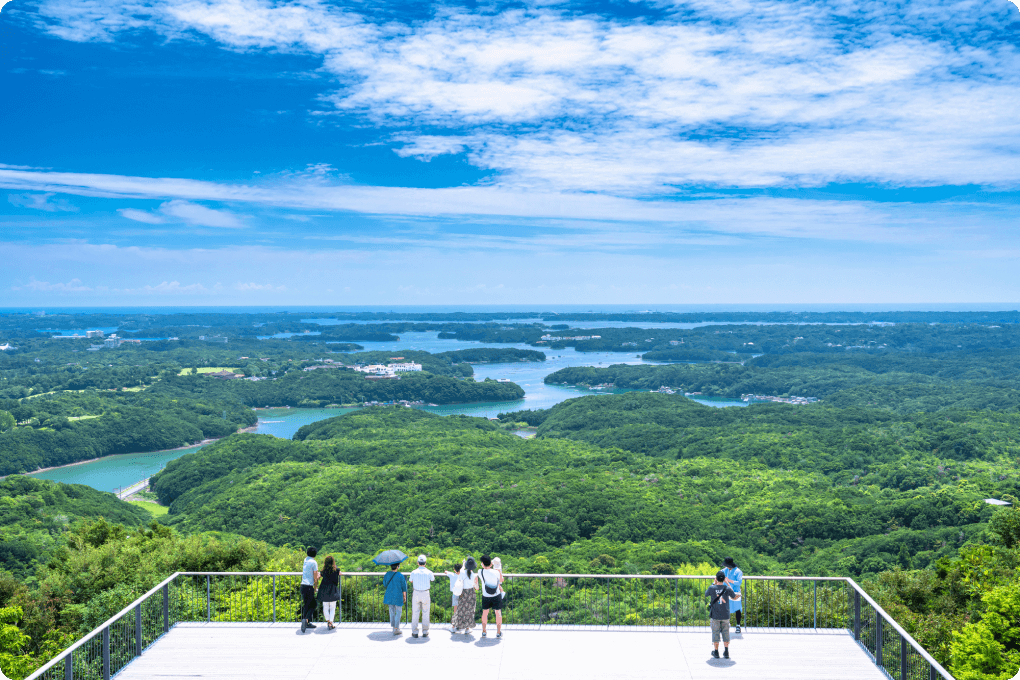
[27, 332, 743, 492]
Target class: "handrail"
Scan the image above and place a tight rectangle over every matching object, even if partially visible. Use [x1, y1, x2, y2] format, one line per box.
[26, 571, 182, 680]
[846, 577, 954, 679]
[25, 571, 955, 680]
[176, 571, 850, 580]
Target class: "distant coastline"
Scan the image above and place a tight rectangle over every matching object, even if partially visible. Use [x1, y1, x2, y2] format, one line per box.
[20, 424, 259, 478]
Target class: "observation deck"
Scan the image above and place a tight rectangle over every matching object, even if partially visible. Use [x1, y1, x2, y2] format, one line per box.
[115, 621, 885, 680]
[27, 572, 954, 680]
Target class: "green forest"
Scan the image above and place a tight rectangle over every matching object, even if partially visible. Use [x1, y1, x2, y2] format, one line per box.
[5, 310, 1020, 679]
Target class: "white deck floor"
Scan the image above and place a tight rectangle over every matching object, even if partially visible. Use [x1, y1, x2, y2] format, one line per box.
[116, 623, 887, 680]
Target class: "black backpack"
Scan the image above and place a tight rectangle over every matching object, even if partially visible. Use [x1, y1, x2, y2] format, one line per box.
[481, 569, 500, 596]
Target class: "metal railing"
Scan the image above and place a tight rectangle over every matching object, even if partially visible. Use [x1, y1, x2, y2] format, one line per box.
[25, 572, 954, 680]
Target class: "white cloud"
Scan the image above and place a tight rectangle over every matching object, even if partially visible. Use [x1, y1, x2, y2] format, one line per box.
[11, 277, 92, 292]
[140, 280, 211, 293]
[234, 282, 287, 291]
[2, 165, 1017, 245]
[159, 200, 244, 228]
[26, 0, 1020, 192]
[6, 237, 1019, 305]
[118, 208, 165, 224]
[8, 192, 78, 212]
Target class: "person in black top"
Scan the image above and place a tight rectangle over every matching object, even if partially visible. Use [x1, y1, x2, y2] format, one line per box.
[317, 555, 342, 629]
[704, 571, 741, 659]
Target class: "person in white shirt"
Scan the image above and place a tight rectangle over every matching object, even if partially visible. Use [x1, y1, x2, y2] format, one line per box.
[408, 555, 435, 638]
[300, 547, 320, 634]
[443, 562, 464, 622]
[478, 554, 505, 638]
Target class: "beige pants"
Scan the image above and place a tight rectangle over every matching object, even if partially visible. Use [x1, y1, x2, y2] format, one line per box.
[411, 590, 431, 634]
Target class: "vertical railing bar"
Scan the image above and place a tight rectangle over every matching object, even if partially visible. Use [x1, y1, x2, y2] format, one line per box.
[900, 632, 907, 680]
[876, 610, 884, 668]
[102, 626, 110, 680]
[273, 575, 277, 623]
[813, 580, 817, 630]
[206, 575, 211, 622]
[854, 590, 861, 641]
[135, 604, 142, 658]
[64, 649, 72, 680]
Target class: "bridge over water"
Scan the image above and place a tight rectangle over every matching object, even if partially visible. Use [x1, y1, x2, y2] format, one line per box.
[26, 572, 953, 680]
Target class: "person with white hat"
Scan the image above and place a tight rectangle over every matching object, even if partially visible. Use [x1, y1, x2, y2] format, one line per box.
[408, 554, 435, 638]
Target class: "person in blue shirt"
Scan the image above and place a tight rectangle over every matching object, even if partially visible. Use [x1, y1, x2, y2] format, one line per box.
[300, 547, 320, 634]
[722, 556, 744, 634]
[383, 562, 407, 635]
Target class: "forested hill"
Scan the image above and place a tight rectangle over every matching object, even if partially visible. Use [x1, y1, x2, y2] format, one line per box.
[0, 476, 150, 577]
[544, 360, 1020, 413]
[500, 392, 1020, 485]
[148, 370, 524, 408]
[0, 392, 256, 475]
[149, 405, 1018, 579]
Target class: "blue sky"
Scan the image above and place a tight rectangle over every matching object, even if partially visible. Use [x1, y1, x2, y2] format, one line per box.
[1, 0, 1019, 305]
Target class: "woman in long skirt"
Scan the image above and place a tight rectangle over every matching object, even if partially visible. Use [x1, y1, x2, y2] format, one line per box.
[450, 556, 479, 633]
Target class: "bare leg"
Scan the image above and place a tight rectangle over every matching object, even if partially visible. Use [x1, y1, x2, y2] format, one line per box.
[481, 608, 489, 633]
[495, 610, 502, 634]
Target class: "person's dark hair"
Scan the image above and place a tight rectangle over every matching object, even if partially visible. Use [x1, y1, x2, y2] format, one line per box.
[307, 547, 317, 558]
[390, 563, 400, 570]
[480, 554, 492, 567]
[452, 562, 462, 572]
[715, 571, 726, 582]
[322, 555, 336, 574]
[464, 556, 477, 579]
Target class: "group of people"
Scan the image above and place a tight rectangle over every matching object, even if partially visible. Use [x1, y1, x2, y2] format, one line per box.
[298, 547, 508, 639]
[383, 553, 507, 638]
[704, 557, 744, 660]
[300, 545, 747, 660]
[300, 547, 342, 633]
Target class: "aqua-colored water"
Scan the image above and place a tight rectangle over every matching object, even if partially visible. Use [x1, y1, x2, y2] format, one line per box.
[26, 333, 743, 492]
[29, 445, 205, 493]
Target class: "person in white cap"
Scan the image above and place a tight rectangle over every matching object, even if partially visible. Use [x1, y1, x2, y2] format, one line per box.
[408, 554, 435, 638]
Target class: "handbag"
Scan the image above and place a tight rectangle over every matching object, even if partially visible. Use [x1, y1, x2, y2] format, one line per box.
[452, 575, 464, 596]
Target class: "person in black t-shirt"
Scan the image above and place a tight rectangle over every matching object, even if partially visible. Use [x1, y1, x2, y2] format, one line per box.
[704, 571, 741, 659]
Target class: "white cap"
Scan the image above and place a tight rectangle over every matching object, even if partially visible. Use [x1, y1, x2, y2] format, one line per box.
[417, 554, 427, 564]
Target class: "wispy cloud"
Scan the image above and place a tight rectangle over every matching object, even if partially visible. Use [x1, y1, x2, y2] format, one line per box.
[8, 192, 78, 212]
[118, 208, 165, 224]
[140, 280, 214, 293]
[0, 165, 972, 243]
[159, 200, 245, 228]
[26, 0, 1020, 193]
[234, 281, 287, 291]
[11, 277, 92, 292]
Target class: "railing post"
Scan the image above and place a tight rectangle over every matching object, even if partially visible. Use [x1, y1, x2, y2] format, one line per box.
[162, 584, 169, 633]
[813, 581, 817, 629]
[273, 575, 277, 623]
[876, 611, 884, 667]
[604, 578, 609, 629]
[929, 662, 938, 680]
[135, 604, 143, 657]
[207, 575, 211, 622]
[64, 650, 73, 680]
[102, 626, 110, 680]
[854, 589, 861, 641]
[674, 577, 679, 628]
[901, 635, 908, 680]
[745, 580, 749, 629]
